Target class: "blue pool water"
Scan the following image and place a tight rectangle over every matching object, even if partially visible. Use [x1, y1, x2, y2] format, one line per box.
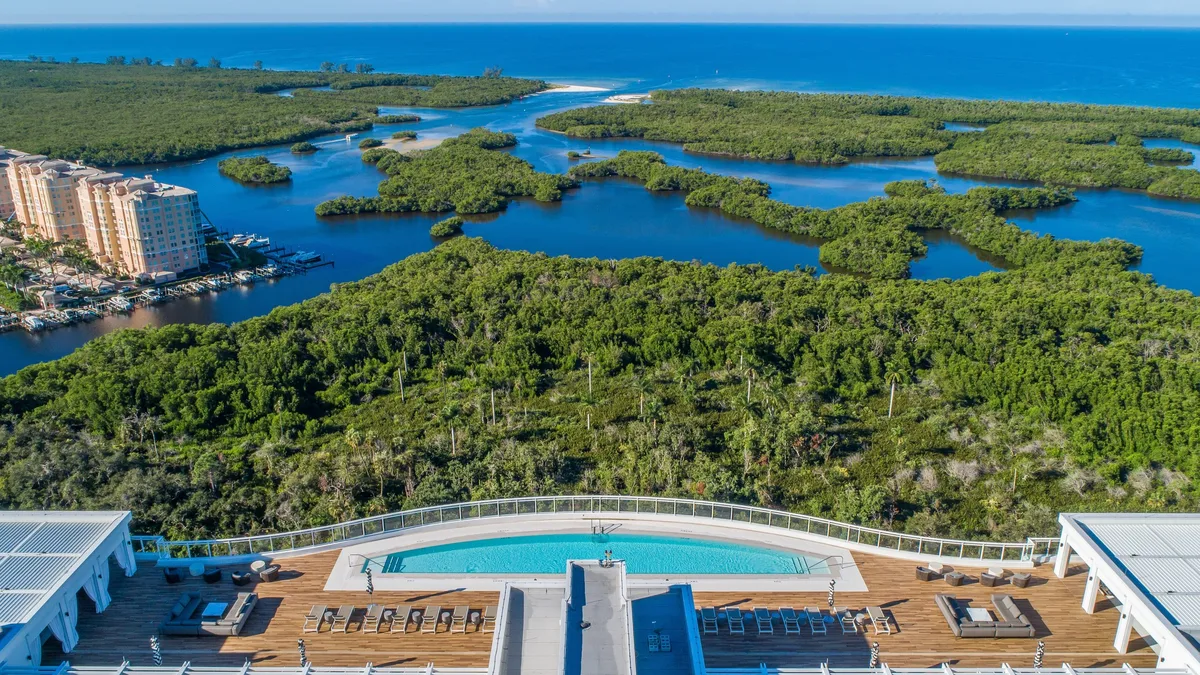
[377, 533, 830, 575]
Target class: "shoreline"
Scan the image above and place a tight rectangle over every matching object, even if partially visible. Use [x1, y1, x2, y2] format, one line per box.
[381, 136, 446, 153]
[538, 84, 612, 94]
[605, 93, 652, 104]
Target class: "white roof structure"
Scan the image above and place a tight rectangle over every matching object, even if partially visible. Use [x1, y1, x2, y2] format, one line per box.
[0, 512, 136, 668]
[1057, 513, 1200, 673]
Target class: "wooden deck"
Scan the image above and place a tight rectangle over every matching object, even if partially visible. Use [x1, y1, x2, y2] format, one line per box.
[49, 551, 498, 668]
[694, 557, 1156, 669]
[49, 548, 1155, 670]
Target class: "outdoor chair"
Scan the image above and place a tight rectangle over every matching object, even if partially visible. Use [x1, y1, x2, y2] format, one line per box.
[780, 607, 801, 635]
[726, 606, 745, 635]
[1011, 573, 1033, 588]
[482, 605, 497, 633]
[258, 564, 281, 582]
[303, 604, 327, 633]
[393, 604, 413, 633]
[754, 607, 773, 634]
[330, 604, 354, 632]
[451, 605, 469, 633]
[700, 607, 719, 634]
[203, 569, 222, 583]
[164, 568, 183, 584]
[422, 605, 442, 633]
[804, 607, 827, 635]
[363, 604, 385, 633]
[231, 571, 254, 586]
[867, 606, 892, 635]
[835, 607, 857, 634]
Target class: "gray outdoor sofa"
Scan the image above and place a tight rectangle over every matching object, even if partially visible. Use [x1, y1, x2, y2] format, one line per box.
[160, 591, 258, 636]
[934, 593, 1035, 638]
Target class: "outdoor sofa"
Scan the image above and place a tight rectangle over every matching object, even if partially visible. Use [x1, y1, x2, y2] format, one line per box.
[160, 591, 258, 636]
[934, 593, 1035, 638]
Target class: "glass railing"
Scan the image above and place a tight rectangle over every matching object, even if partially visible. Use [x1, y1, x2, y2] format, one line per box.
[130, 495, 1048, 563]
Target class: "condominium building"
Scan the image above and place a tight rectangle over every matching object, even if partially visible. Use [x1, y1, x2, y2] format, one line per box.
[0, 146, 31, 220]
[1, 147, 208, 279]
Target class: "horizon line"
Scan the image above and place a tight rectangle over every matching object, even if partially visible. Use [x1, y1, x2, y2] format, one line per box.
[5, 17, 1200, 28]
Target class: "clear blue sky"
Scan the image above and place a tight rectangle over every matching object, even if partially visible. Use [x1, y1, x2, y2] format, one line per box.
[5, 0, 1198, 24]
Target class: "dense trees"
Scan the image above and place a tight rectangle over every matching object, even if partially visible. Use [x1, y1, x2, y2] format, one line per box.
[0, 60, 544, 166]
[570, 151, 1121, 278]
[358, 138, 384, 149]
[537, 89, 1200, 199]
[218, 156, 292, 184]
[429, 216, 464, 237]
[1, 237, 1196, 540]
[316, 129, 576, 216]
[290, 141, 318, 154]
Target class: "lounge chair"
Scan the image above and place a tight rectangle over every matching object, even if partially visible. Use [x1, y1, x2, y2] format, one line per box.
[780, 607, 801, 635]
[330, 604, 354, 632]
[660, 633, 672, 652]
[482, 605, 497, 633]
[393, 604, 413, 633]
[700, 607, 719, 635]
[451, 605, 469, 633]
[754, 607, 773, 634]
[804, 607, 827, 635]
[835, 607, 857, 634]
[422, 605, 442, 633]
[303, 604, 327, 633]
[363, 604, 385, 633]
[867, 606, 892, 635]
[648, 633, 660, 652]
[726, 607, 745, 635]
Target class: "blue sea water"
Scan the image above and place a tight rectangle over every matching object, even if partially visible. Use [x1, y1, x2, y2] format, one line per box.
[1, 24, 1199, 374]
[378, 533, 831, 575]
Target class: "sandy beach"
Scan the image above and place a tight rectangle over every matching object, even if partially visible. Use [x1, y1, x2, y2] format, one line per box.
[538, 84, 612, 94]
[381, 136, 445, 152]
[605, 93, 651, 104]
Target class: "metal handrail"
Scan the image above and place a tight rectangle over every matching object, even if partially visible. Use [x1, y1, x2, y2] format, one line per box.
[130, 495, 1042, 563]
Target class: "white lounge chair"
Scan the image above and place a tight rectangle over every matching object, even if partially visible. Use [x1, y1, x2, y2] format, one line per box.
[330, 604, 354, 632]
[780, 607, 801, 635]
[867, 606, 892, 635]
[303, 604, 326, 633]
[393, 604, 413, 633]
[660, 633, 672, 652]
[422, 605, 442, 633]
[835, 607, 857, 634]
[726, 607, 745, 635]
[700, 607, 719, 635]
[647, 633, 660, 652]
[754, 607, 773, 634]
[805, 607, 827, 635]
[450, 605, 469, 633]
[363, 604, 384, 633]
[482, 605, 497, 633]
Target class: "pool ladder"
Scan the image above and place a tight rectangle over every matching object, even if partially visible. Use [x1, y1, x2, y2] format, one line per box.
[591, 520, 621, 535]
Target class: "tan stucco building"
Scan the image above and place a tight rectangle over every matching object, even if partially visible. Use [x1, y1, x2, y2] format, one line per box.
[1, 147, 208, 279]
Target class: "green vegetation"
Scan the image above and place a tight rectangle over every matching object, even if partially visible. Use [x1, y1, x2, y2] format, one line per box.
[393, 131, 418, 140]
[316, 129, 576, 217]
[359, 138, 384, 149]
[430, 216, 464, 237]
[0, 60, 543, 166]
[205, 242, 268, 270]
[1, 237, 1197, 540]
[375, 114, 422, 124]
[218, 156, 292, 184]
[295, 74, 547, 108]
[538, 89, 1200, 199]
[290, 141, 318, 154]
[570, 151, 1126, 279]
[567, 151, 582, 159]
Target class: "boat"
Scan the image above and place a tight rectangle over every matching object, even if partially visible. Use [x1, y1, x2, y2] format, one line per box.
[287, 251, 321, 264]
[108, 296, 133, 312]
[22, 315, 45, 331]
[140, 289, 165, 303]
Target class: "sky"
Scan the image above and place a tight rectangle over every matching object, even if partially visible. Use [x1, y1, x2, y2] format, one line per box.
[5, 0, 1200, 24]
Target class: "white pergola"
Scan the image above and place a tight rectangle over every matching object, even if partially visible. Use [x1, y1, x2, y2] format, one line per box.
[0, 512, 136, 667]
[1056, 513, 1200, 673]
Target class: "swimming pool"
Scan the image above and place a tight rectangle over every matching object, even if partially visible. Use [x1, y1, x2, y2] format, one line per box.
[376, 533, 832, 575]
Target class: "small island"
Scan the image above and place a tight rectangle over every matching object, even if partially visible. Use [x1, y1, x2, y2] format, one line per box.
[217, 156, 292, 184]
[376, 113, 422, 124]
[290, 141, 318, 154]
[359, 138, 384, 149]
[430, 216, 464, 237]
[393, 130, 418, 141]
[567, 150, 593, 160]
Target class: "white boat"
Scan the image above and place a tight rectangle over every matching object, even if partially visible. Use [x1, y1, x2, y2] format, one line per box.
[22, 315, 45, 331]
[108, 297, 133, 312]
[288, 251, 321, 264]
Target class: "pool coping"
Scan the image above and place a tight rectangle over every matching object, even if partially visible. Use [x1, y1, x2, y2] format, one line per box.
[324, 514, 867, 592]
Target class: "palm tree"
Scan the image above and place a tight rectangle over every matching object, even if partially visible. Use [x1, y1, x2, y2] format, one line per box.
[885, 369, 904, 418]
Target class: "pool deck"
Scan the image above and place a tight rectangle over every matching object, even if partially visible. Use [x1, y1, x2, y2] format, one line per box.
[50, 548, 1156, 670]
